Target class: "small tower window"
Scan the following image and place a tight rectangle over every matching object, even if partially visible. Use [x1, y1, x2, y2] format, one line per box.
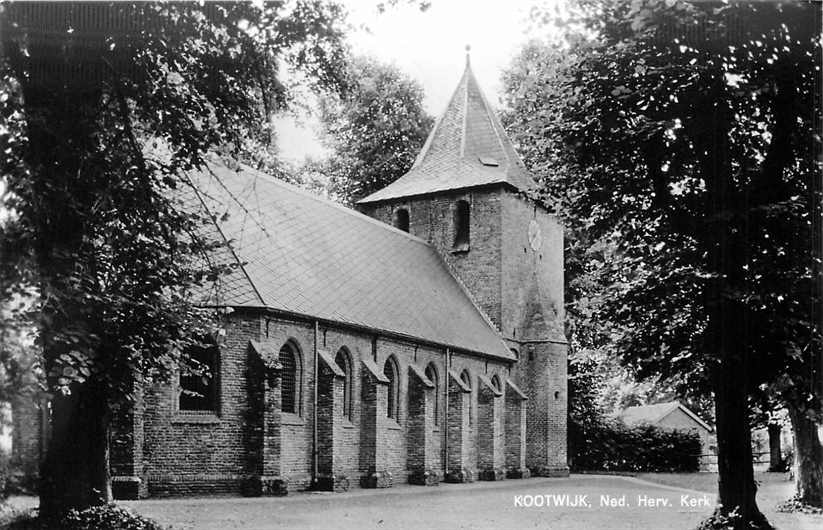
[393, 208, 410, 232]
[452, 200, 470, 250]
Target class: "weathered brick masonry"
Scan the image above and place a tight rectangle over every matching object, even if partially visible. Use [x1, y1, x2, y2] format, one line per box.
[109, 58, 568, 498]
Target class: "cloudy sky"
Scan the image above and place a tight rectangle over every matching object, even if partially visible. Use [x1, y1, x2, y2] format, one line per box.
[276, 0, 553, 162]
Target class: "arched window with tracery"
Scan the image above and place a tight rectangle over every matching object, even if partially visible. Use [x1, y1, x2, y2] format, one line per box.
[384, 357, 399, 420]
[335, 348, 353, 420]
[280, 341, 301, 415]
[425, 363, 439, 425]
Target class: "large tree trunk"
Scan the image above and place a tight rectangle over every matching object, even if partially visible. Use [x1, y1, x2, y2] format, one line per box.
[767, 423, 784, 472]
[713, 352, 772, 530]
[39, 380, 111, 518]
[787, 403, 823, 507]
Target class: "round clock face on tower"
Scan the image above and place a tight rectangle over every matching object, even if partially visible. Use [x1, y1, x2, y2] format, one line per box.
[528, 219, 542, 251]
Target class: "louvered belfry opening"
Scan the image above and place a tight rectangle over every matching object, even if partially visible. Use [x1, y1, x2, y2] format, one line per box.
[393, 208, 410, 232]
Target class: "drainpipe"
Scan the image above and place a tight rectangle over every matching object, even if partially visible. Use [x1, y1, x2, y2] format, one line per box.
[312, 320, 319, 487]
[444, 347, 450, 477]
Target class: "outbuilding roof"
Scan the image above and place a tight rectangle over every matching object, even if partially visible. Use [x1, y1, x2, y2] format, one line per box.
[619, 401, 713, 432]
[357, 59, 535, 204]
[188, 160, 514, 361]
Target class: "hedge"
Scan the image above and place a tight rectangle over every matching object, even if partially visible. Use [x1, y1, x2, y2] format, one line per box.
[570, 417, 701, 472]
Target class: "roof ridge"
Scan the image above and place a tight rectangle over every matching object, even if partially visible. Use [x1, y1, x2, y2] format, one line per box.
[235, 161, 434, 247]
[412, 66, 468, 169]
[669, 402, 713, 431]
[470, 71, 516, 169]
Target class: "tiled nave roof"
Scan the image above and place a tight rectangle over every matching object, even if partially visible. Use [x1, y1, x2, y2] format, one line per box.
[189, 160, 514, 361]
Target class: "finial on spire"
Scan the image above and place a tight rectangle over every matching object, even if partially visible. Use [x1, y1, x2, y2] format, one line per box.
[465, 44, 471, 67]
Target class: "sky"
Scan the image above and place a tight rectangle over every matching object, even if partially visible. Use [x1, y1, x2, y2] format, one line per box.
[275, 0, 554, 162]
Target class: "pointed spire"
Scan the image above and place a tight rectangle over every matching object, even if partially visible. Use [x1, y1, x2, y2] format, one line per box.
[357, 54, 536, 205]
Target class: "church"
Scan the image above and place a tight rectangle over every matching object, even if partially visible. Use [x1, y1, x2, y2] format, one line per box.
[109, 59, 569, 499]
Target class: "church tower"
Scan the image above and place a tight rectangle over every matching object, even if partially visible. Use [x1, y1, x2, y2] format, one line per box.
[358, 54, 568, 476]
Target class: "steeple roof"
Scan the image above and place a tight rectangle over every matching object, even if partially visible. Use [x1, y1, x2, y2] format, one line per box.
[358, 57, 536, 204]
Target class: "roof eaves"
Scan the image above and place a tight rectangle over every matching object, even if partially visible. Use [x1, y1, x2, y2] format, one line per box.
[412, 67, 468, 170]
[203, 304, 516, 363]
[358, 180, 517, 206]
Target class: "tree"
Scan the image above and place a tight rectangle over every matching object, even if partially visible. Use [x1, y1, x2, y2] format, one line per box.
[503, 1, 820, 527]
[0, 1, 347, 517]
[313, 55, 433, 204]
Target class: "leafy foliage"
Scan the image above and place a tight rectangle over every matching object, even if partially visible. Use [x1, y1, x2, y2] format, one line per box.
[504, 0, 820, 523]
[0, 0, 348, 512]
[571, 417, 701, 473]
[4, 504, 166, 530]
[569, 356, 702, 473]
[506, 0, 820, 397]
[0, 0, 347, 410]
[312, 55, 433, 204]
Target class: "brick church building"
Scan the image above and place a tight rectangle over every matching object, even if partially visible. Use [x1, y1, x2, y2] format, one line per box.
[109, 59, 568, 499]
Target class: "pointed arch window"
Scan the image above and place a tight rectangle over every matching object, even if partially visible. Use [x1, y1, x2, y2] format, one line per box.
[393, 208, 410, 232]
[384, 357, 399, 420]
[460, 369, 472, 426]
[335, 348, 353, 420]
[280, 341, 302, 415]
[425, 363, 439, 426]
[491, 374, 502, 394]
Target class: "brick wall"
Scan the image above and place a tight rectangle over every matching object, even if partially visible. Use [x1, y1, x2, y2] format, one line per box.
[137, 311, 514, 497]
[360, 186, 568, 478]
[141, 314, 264, 497]
[517, 341, 568, 475]
[360, 188, 504, 328]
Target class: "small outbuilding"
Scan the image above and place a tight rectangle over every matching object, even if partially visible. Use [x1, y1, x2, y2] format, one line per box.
[618, 401, 716, 471]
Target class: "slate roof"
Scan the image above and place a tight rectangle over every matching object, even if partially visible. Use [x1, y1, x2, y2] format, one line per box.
[358, 59, 536, 204]
[619, 401, 713, 432]
[188, 159, 514, 361]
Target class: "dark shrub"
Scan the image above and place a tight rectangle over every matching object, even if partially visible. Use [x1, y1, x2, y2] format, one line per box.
[570, 416, 701, 472]
[5, 504, 167, 530]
